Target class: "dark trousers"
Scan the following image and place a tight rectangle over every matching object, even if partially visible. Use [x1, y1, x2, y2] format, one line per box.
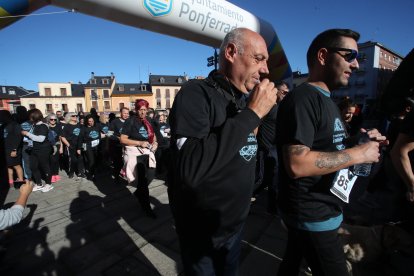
[67, 146, 84, 176]
[133, 155, 155, 212]
[109, 142, 123, 177]
[179, 227, 243, 276]
[277, 227, 349, 276]
[30, 148, 52, 185]
[22, 144, 32, 179]
[50, 146, 60, 175]
[84, 146, 98, 176]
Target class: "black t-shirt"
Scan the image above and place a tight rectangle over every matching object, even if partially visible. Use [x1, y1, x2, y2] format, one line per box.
[121, 117, 149, 141]
[276, 83, 347, 224]
[80, 125, 101, 149]
[168, 71, 261, 245]
[49, 124, 63, 146]
[32, 123, 51, 151]
[257, 104, 278, 150]
[62, 123, 82, 147]
[109, 118, 126, 138]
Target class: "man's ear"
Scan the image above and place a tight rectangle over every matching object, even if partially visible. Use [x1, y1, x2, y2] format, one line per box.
[317, 48, 329, 66]
[225, 43, 238, 63]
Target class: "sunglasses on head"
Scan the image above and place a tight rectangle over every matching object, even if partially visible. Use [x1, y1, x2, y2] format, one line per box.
[327, 47, 358, 62]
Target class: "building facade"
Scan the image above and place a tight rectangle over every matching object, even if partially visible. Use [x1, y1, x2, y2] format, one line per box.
[111, 83, 153, 112]
[149, 75, 188, 109]
[20, 82, 85, 115]
[332, 41, 403, 113]
[83, 72, 116, 113]
[0, 86, 33, 112]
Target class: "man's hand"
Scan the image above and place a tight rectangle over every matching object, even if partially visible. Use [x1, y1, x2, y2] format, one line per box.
[363, 128, 389, 146]
[20, 180, 34, 196]
[357, 141, 381, 164]
[247, 79, 277, 118]
[21, 130, 28, 136]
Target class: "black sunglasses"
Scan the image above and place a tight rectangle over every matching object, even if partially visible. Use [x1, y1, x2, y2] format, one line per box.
[327, 47, 358, 63]
[49, 119, 57, 121]
[71, 115, 78, 117]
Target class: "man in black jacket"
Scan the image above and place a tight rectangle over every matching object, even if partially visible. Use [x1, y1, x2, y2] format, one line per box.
[168, 27, 277, 275]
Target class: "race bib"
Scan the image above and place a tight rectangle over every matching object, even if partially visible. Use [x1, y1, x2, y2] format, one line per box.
[330, 168, 358, 203]
[91, 139, 100, 148]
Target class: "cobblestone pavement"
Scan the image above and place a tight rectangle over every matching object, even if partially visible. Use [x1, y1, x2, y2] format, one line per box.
[0, 171, 286, 276]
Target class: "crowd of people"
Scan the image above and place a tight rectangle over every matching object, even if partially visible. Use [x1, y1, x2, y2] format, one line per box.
[1, 27, 414, 275]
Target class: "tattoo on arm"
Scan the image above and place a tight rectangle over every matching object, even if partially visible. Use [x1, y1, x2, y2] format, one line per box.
[315, 152, 351, 169]
[287, 145, 308, 155]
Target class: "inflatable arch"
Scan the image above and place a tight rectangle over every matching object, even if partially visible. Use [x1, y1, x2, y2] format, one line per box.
[0, 0, 291, 81]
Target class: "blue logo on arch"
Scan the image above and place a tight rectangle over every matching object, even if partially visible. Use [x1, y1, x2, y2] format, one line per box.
[143, 0, 173, 17]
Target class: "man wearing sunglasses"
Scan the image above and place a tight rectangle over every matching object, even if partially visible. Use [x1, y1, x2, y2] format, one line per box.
[276, 29, 388, 275]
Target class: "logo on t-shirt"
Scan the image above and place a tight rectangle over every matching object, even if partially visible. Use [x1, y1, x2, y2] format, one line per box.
[239, 133, 258, 161]
[332, 118, 347, 150]
[101, 126, 109, 134]
[3, 129, 8, 139]
[73, 128, 81, 136]
[89, 130, 100, 139]
[139, 126, 149, 139]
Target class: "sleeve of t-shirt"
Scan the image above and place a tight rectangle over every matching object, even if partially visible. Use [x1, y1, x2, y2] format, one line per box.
[121, 118, 133, 136]
[279, 90, 320, 148]
[171, 81, 260, 187]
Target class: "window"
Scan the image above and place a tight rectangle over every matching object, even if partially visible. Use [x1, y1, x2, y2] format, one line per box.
[156, 98, 161, 109]
[92, 101, 98, 110]
[29, 104, 36, 110]
[178, 77, 182, 83]
[103, 89, 109, 98]
[91, 89, 98, 100]
[156, 89, 161, 97]
[91, 79, 97, 84]
[77, 104, 83, 112]
[160, 77, 165, 83]
[45, 88, 51, 96]
[102, 79, 109, 85]
[0, 101, 3, 108]
[166, 98, 170, 109]
[46, 104, 53, 113]
[166, 89, 170, 98]
[119, 103, 125, 109]
[104, 101, 110, 110]
[62, 104, 68, 112]
[141, 85, 147, 91]
[60, 88, 67, 96]
[8, 89, 15, 95]
[119, 85, 124, 92]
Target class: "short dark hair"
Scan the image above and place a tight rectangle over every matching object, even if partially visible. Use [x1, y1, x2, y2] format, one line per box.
[307, 29, 360, 68]
[275, 80, 289, 89]
[120, 107, 129, 113]
[29, 108, 44, 123]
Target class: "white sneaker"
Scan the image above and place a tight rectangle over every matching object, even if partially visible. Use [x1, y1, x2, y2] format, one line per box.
[33, 185, 44, 192]
[41, 184, 54, 193]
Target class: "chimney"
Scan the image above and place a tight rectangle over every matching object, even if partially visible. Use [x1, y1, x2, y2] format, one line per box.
[111, 72, 114, 79]
[91, 72, 95, 79]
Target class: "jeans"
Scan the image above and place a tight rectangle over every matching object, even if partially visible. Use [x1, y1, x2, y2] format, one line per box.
[277, 226, 349, 276]
[179, 226, 243, 276]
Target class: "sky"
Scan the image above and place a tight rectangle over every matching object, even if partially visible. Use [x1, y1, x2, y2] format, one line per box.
[0, 0, 413, 91]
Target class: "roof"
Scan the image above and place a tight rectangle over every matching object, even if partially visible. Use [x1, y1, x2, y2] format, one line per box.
[71, 84, 85, 97]
[358, 41, 404, 59]
[84, 75, 115, 88]
[112, 83, 152, 96]
[0, 86, 33, 99]
[149, 75, 188, 86]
